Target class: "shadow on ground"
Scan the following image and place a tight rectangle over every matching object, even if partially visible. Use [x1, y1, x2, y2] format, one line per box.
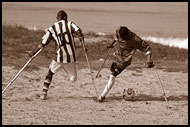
[63, 94, 188, 102]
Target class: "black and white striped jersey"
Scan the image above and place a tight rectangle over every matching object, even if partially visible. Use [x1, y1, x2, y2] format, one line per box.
[41, 20, 80, 63]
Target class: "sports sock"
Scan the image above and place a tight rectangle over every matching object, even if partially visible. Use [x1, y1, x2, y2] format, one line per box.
[100, 74, 116, 98]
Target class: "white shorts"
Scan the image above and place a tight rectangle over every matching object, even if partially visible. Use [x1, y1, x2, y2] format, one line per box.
[49, 59, 77, 82]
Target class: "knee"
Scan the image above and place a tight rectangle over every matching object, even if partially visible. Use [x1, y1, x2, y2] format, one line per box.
[110, 62, 125, 77]
[123, 59, 132, 67]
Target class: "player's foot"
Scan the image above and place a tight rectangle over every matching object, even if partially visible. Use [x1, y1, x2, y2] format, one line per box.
[98, 96, 105, 103]
[40, 93, 47, 100]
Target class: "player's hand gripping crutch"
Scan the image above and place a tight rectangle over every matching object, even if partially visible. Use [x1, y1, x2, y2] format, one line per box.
[80, 38, 99, 99]
[2, 48, 43, 94]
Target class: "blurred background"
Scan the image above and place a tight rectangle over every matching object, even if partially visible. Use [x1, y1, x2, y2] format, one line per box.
[2, 2, 188, 48]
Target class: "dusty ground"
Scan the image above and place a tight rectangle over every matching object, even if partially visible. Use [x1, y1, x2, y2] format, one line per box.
[2, 64, 188, 125]
[2, 2, 188, 125]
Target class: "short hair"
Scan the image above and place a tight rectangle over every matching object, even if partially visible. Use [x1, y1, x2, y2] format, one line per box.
[57, 10, 67, 20]
[119, 26, 129, 38]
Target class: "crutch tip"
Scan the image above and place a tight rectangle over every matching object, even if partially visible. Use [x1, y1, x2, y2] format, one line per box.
[96, 74, 102, 78]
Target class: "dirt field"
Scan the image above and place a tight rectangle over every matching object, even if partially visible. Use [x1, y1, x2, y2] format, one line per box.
[2, 2, 188, 125]
[2, 65, 188, 125]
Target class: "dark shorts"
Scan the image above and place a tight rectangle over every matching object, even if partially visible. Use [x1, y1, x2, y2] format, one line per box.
[110, 49, 134, 76]
[110, 57, 132, 77]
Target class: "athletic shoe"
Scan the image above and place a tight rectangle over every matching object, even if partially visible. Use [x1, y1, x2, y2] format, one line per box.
[40, 93, 47, 100]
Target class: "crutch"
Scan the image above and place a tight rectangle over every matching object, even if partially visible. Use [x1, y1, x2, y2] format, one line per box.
[96, 48, 111, 78]
[96, 39, 117, 78]
[80, 39, 98, 99]
[152, 67, 171, 109]
[2, 48, 43, 94]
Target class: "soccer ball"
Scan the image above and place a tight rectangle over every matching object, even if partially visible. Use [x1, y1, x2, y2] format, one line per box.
[123, 88, 135, 101]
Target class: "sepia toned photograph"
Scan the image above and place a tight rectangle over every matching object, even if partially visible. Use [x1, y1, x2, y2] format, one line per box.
[2, 2, 188, 125]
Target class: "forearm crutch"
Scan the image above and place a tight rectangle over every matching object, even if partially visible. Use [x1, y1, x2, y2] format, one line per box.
[152, 67, 172, 109]
[96, 48, 111, 78]
[2, 48, 43, 94]
[80, 39, 98, 99]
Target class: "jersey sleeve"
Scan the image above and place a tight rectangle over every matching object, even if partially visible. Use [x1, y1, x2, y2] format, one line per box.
[41, 29, 52, 46]
[133, 34, 152, 56]
[70, 22, 83, 38]
[71, 22, 80, 32]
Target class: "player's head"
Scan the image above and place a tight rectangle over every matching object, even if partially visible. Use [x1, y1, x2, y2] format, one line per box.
[117, 26, 130, 40]
[57, 10, 67, 20]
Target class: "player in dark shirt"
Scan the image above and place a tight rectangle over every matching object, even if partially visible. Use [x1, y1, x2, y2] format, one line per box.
[98, 26, 154, 102]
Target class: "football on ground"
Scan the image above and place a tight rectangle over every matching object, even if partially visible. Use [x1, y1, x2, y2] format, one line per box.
[123, 88, 135, 101]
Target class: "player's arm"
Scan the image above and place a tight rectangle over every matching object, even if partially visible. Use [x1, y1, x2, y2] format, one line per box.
[71, 22, 83, 39]
[133, 34, 154, 68]
[71, 22, 87, 51]
[29, 29, 52, 57]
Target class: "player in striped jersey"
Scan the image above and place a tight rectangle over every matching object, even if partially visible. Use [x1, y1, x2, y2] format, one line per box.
[30, 10, 86, 100]
[98, 26, 155, 102]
